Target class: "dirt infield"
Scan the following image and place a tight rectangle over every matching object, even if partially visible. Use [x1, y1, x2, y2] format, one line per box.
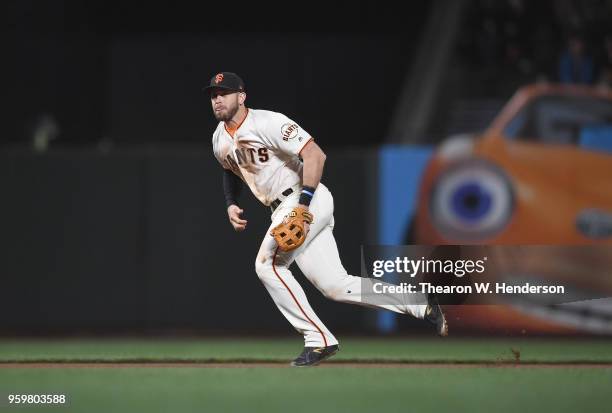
[1, 362, 611, 368]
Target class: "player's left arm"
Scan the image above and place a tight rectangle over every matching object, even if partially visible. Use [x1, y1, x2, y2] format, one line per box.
[261, 113, 321, 212]
[298, 140, 326, 209]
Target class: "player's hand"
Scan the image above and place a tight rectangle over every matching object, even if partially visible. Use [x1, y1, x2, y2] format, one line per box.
[227, 205, 247, 232]
[298, 204, 310, 237]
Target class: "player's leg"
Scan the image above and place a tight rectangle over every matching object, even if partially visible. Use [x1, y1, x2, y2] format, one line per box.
[296, 224, 428, 319]
[254, 200, 338, 348]
[295, 184, 427, 319]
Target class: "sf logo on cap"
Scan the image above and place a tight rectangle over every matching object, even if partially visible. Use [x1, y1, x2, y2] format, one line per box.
[214, 73, 224, 84]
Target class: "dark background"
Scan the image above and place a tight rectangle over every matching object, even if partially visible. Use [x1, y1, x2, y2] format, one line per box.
[5, 0, 429, 146]
[6, 0, 612, 146]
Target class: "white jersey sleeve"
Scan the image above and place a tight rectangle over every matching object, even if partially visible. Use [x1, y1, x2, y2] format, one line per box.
[261, 112, 313, 157]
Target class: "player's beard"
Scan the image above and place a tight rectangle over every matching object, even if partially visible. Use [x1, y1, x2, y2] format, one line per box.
[214, 101, 239, 122]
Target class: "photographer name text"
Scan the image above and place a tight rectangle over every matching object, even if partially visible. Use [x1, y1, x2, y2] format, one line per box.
[373, 282, 566, 295]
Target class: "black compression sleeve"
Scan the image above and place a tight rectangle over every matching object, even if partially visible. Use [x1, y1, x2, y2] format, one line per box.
[222, 169, 243, 208]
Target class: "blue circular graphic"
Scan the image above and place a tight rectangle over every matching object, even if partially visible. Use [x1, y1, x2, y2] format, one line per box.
[451, 182, 492, 221]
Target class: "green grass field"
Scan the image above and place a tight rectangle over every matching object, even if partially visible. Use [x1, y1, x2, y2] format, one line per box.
[0, 337, 611, 413]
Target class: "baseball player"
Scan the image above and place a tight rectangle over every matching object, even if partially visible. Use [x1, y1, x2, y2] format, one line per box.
[206, 72, 448, 367]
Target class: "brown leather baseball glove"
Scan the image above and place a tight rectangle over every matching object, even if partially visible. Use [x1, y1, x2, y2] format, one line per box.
[270, 207, 314, 252]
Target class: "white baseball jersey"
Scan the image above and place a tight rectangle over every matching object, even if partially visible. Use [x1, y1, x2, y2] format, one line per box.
[212, 109, 313, 206]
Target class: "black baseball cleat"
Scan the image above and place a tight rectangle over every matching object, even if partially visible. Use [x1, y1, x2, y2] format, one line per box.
[425, 296, 449, 337]
[290, 344, 340, 367]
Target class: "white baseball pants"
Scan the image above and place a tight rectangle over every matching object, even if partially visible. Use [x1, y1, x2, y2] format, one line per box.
[255, 183, 427, 347]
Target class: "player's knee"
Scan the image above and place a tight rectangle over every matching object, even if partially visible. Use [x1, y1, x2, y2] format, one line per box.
[255, 259, 269, 279]
[255, 258, 276, 282]
[319, 280, 346, 302]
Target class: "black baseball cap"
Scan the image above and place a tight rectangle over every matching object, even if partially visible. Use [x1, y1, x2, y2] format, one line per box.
[203, 72, 245, 94]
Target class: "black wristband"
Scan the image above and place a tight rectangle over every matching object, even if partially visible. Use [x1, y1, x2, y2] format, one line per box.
[299, 186, 316, 206]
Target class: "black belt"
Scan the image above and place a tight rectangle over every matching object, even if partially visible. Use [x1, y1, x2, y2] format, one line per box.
[270, 188, 294, 212]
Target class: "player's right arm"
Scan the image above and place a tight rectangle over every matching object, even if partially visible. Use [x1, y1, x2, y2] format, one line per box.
[223, 169, 248, 232]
